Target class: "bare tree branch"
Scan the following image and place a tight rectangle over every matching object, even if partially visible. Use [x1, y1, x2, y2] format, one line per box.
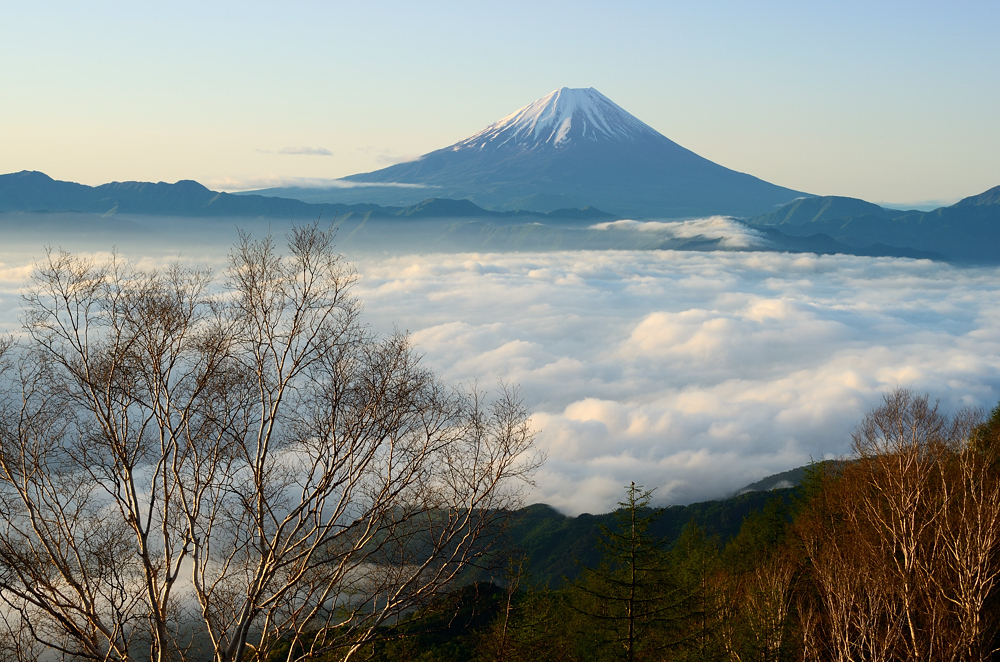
[0, 225, 539, 662]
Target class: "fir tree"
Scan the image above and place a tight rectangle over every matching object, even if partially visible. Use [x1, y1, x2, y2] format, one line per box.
[571, 483, 696, 662]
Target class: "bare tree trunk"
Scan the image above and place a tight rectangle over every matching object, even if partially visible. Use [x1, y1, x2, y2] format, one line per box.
[796, 390, 1000, 662]
[0, 226, 540, 662]
[935, 421, 1000, 662]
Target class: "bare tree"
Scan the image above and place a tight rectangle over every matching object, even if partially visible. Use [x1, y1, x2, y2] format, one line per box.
[719, 553, 795, 662]
[0, 226, 539, 662]
[795, 462, 901, 662]
[934, 410, 1000, 662]
[796, 389, 1000, 662]
[850, 390, 951, 662]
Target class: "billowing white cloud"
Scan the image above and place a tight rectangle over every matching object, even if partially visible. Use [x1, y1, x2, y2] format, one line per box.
[2, 237, 998, 516]
[350, 250, 1000, 514]
[590, 216, 766, 248]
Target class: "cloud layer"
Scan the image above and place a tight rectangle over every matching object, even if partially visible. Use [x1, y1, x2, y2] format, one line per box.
[2, 239, 998, 515]
[350, 250, 1000, 513]
[590, 217, 766, 249]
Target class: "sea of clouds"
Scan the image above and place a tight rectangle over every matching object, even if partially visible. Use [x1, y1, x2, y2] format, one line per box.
[351, 250, 1000, 513]
[2, 232, 999, 515]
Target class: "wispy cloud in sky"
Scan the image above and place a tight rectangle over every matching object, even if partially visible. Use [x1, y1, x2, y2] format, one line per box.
[257, 146, 334, 156]
[206, 176, 433, 192]
[356, 146, 423, 166]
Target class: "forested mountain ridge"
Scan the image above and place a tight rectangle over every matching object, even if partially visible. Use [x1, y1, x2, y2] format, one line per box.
[357, 394, 1000, 662]
[500, 487, 797, 587]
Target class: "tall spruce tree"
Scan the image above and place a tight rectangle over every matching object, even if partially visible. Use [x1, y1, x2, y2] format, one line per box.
[571, 483, 695, 662]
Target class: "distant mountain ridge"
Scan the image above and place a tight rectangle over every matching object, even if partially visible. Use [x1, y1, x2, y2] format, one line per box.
[744, 187, 1000, 262]
[4, 171, 997, 263]
[748, 196, 906, 226]
[0, 171, 614, 221]
[247, 87, 807, 218]
[0, 170, 322, 217]
[497, 465, 820, 586]
[954, 184, 1000, 207]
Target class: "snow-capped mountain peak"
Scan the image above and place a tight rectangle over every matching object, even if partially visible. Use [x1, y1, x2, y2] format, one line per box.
[452, 87, 660, 151]
[339, 86, 805, 218]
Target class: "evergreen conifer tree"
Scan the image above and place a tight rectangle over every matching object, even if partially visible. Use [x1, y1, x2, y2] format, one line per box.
[571, 483, 695, 662]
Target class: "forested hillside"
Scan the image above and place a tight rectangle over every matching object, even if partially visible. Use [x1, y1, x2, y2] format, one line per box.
[320, 390, 1000, 662]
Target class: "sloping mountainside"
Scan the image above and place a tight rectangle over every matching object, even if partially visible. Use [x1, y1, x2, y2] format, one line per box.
[249, 87, 806, 218]
[957, 185, 1000, 207]
[735, 465, 810, 493]
[748, 195, 907, 226]
[501, 468, 806, 587]
[745, 186, 1000, 262]
[0, 171, 612, 221]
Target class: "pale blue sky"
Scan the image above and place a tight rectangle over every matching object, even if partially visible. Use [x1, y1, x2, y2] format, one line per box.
[2, 1, 998, 205]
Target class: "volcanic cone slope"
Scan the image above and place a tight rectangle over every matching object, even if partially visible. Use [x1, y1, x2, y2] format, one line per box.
[342, 87, 807, 218]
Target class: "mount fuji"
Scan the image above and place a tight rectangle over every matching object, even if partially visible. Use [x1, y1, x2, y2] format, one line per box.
[251, 87, 807, 218]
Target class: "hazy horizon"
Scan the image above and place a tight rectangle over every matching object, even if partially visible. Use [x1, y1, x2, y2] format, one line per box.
[2, 3, 998, 205]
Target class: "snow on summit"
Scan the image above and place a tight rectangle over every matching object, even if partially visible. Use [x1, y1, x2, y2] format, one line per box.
[338, 86, 805, 217]
[453, 87, 659, 151]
